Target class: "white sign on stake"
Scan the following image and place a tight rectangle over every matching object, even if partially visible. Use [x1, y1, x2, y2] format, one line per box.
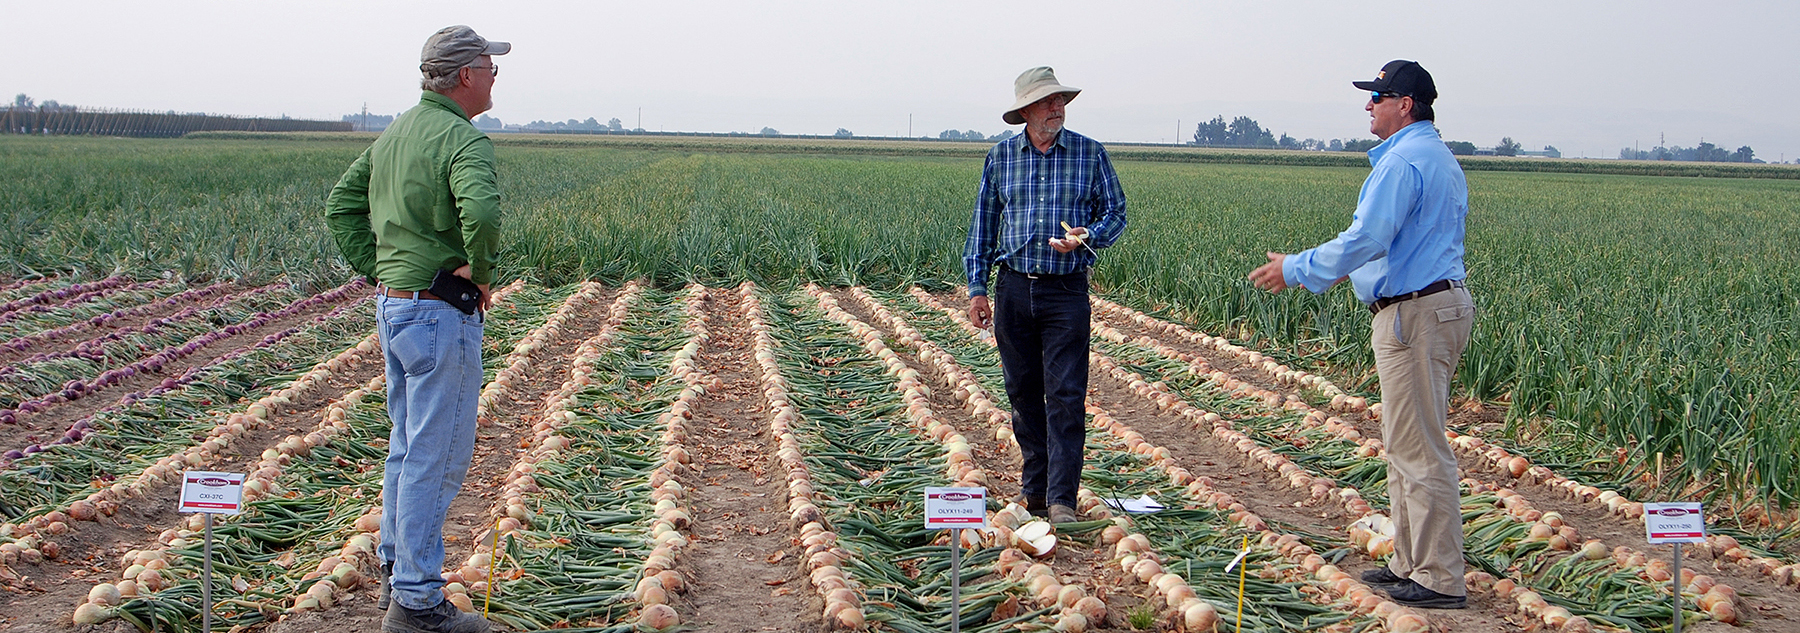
[924, 487, 987, 530]
[1643, 502, 1705, 544]
[180, 471, 245, 515]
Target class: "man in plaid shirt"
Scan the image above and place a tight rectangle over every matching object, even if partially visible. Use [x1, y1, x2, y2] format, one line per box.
[964, 67, 1127, 524]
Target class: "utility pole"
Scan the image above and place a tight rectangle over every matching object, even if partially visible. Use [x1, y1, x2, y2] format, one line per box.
[908, 113, 912, 138]
[637, 107, 642, 131]
[360, 103, 369, 132]
[1176, 119, 1180, 146]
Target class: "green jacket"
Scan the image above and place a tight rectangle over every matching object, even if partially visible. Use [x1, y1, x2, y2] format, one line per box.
[325, 91, 501, 289]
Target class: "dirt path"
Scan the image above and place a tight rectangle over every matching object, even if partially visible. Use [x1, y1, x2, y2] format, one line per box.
[678, 289, 824, 632]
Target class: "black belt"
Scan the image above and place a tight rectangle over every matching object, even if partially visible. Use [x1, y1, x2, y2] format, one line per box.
[1001, 266, 1087, 280]
[1370, 279, 1464, 314]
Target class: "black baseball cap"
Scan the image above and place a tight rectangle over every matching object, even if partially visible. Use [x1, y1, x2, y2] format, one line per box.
[1353, 60, 1436, 103]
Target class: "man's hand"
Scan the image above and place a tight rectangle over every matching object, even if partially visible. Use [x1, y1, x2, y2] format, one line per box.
[453, 264, 493, 311]
[1248, 252, 1291, 293]
[1048, 226, 1089, 254]
[968, 295, 993, 330]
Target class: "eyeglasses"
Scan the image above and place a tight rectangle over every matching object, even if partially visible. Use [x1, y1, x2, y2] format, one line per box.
[467, 63, 499, 77]
[1369, 91, 1402, 104]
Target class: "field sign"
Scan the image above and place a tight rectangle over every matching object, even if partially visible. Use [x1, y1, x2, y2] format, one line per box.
[1643, 502, 1705, 543]
[180, 471, 245, 515]
[924, 487, 987, 529]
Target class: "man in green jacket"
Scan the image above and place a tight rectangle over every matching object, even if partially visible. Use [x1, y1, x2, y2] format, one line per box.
[325, 24, 506, 633]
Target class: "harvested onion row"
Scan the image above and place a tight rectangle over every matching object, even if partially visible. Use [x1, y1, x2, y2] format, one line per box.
[627, 283, 712, 629]
[1088, 296, 1367, 414]
[71, 372, 391, 627]
[473, 280, 607, 427]
[910, 289, 1387, 528]
[827, 288, 1091, 622]
[0, 278, 368, 427]
[1086, 309, 1745, 631]
[1094, 298, 1800, 602]
[742, 283, 868, 631]
[894, 288, 1387, 632]
[1447, 431, 1800, 593]
[1455, 479, 1743, 627]
[0, 279, 250, 357]
[808, 286, 986, 489]
[472, 282, 708, 629]
[3, 325, 384, 555]
[1091, 321, 1387, 457]
[1082, 402, 1423, 633]
[857, 288, 1207, 631]
[0, 274, 132, 319]
[475, 279, 644, 614]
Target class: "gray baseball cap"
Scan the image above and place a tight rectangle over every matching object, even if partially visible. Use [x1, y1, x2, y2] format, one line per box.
[420, 25, 510, 78]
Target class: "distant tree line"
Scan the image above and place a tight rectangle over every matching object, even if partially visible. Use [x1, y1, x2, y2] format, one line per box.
[1619, 141, 1758, 163]
[518, 116, 629, 133]
[1189, 115, 1433, 153]
[5, 94, 348, 137]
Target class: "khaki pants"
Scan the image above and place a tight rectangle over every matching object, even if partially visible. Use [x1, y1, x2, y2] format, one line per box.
[1372, 286, 1474, 597]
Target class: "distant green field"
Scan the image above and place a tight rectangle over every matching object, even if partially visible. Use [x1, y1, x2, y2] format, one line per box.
[3, 133, 1797, 507]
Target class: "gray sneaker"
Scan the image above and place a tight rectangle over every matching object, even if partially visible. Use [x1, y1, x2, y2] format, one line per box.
[384, 598, 492, 633]
[1048, 504, 1080, 524]
[376, 562, 393, 611]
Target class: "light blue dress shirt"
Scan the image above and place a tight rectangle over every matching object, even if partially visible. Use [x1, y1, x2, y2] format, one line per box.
[1283, 121, 1467, 305]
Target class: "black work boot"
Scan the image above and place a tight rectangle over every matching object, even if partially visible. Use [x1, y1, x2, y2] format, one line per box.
[1383, 580, 1467, 609]
[383, 597, 492, 633]
[1010, 493, 1048, 517]
[1360, 566, 1407, 589]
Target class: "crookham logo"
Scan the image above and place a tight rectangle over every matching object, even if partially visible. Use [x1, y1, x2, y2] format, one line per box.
[1656, 507, 1692, 517]
[196, 477, 231, 487]
[939, 492, 973, 502]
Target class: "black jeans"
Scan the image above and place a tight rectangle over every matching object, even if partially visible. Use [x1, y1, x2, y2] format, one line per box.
[993, 267, 1090, 509]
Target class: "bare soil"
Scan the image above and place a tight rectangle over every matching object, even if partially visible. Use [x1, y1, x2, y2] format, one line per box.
[680, 290, 825, 632]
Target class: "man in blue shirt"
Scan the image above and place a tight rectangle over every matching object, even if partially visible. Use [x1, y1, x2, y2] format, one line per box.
[965, 67, 1127, 524]
[1248, 60, 1475, 609]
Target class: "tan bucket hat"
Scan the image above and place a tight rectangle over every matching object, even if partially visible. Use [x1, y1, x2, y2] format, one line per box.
[1003, 67, 1080, 125]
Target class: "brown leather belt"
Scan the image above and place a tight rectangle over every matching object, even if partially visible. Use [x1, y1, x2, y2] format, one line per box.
[1369, 279, 1465, 314]
[382, 288, 443, 301]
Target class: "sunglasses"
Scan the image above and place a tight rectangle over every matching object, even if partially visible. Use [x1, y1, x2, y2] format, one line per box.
[1370, 91, 1403, 104]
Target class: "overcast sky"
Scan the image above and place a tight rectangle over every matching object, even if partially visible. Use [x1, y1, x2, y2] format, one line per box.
[9, 1, 1799, 161]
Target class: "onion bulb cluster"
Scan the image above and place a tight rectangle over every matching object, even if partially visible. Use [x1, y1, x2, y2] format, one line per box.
[475, 281, 605, 426]
[744, 284, 866, 630]
[1090, 297, 1362, 412]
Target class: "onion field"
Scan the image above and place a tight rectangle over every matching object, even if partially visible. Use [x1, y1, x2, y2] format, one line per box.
[1, 133, 1798, 632]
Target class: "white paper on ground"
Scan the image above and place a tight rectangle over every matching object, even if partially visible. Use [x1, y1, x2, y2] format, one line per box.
[1102, 495, 1166, 513]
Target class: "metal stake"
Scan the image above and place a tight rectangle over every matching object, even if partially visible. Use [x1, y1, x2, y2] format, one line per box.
[1672, 543, 1682, 633]
[950, 528, 961, 633]
[203, 513, 214, 633]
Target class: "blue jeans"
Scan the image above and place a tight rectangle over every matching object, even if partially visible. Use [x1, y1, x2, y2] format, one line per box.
[992, 268, 1090, 509]
[375, 294, 484, 611]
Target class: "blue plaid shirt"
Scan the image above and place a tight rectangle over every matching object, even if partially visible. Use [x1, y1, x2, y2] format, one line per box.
[963, 130, 1128, 296]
